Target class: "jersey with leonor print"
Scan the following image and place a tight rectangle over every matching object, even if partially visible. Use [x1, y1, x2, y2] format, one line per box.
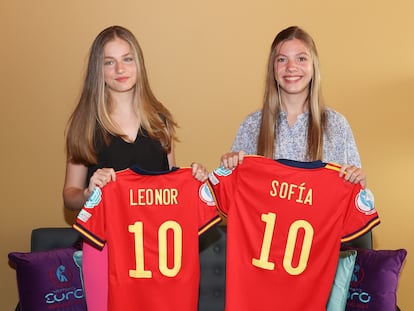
[74, 167, 221, 311]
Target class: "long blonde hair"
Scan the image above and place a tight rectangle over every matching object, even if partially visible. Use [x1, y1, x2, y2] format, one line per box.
[257, 26, 326, 160]
[65, 25, 177, 165]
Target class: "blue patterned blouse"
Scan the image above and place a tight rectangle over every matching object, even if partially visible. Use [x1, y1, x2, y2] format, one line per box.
[231, 107, 361, 167]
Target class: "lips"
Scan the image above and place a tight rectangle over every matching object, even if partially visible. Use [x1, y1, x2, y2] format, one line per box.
[284, 76, 302, 82]
[115, 77, 129, 82]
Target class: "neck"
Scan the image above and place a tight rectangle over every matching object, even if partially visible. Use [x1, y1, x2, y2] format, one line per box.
[280, 92, 309, 127]
[280, 92, 309, 115]
[109, 90, 136, 115]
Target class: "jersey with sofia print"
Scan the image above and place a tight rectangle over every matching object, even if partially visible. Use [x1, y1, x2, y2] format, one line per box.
[207, 155, 380, 311]
[74, 167, 221, 311]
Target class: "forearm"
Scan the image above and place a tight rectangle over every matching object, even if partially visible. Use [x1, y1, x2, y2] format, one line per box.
[63, 186, 90, 211]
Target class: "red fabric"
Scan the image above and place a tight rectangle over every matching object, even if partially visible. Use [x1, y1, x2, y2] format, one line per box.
[208, 156, 380, 311]
[75, 168, 220, 311]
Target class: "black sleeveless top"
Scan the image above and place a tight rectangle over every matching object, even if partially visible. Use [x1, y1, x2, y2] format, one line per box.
[86, 128, 169, 183]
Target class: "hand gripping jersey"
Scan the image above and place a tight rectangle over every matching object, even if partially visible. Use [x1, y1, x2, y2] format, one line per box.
[207, 156, 380, 311]
[74, 167, 221, 311]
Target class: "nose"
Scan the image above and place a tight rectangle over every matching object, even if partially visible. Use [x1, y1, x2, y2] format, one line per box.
[286, 59, 297, 72]
[115, 62, 125, 74]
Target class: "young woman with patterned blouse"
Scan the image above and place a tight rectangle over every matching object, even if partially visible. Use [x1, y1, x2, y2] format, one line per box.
[221, 26, 366, 187]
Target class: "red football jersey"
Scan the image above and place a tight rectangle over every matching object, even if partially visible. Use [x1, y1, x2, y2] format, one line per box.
[207, 156, 380, 311]
[74, 167, 221, 311]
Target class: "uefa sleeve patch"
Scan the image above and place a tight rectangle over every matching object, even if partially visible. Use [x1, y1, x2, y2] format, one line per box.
[355, 189, 376, 215]
[84, 187, 102, 209]
[214, 166, 233, 177]
[199, 183, 215, 206]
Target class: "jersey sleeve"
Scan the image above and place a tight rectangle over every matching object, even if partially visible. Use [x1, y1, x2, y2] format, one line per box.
[340, 187, 380, 243]
[207, 166, 238, 217]
[73, 187, 106, 250]
[197, 182, 222, 234]
[191, 182, 221, 235]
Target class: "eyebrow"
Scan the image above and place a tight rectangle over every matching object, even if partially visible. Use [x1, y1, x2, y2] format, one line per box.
[104, 52, 133, 59]
[276, 51, 310, 58]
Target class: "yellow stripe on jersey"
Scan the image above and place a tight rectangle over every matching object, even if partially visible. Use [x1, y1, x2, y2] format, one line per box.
[324, 162, 342, 172]
[199, 215, 222, 235]
[73, 224, 105, 249]
[340, 217, 381, 243]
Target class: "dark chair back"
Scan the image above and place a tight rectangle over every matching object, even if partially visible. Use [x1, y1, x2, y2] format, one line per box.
[30, 227, 81, 251]
[341, 231, 373, 249]
[198, 225, 227, 311]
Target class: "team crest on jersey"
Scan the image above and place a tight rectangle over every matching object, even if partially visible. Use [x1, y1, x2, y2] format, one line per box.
[84, 187, 102, 208]
[355, 189, 375, 215]
[199, 183, 216, 206]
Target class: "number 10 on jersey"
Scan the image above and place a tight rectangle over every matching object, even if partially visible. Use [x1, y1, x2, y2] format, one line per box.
[128, 220, 182, 278]
[252, 212, 314, 275]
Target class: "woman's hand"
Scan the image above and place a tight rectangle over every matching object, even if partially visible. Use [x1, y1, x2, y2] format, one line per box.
[339, 164, 366, 188]
[191, 162, 209, 182]
[86, 168, 117, 197]
[63, 163, 116, 210]
[220, 150, 246, 169]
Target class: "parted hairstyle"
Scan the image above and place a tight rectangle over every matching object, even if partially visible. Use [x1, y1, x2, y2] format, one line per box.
[257, 26, 327, 161]
[65, 25, 177, 165]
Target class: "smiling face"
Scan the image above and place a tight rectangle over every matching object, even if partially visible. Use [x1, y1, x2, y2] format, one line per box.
[103, 37, 137, 94]
[273, 38, 313, 98]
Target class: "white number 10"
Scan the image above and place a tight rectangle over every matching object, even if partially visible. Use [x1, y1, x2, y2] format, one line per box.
[252, 212, 314, 275]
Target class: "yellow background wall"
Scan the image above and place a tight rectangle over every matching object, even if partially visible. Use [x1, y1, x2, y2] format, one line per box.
[1, 0, 413, 310]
